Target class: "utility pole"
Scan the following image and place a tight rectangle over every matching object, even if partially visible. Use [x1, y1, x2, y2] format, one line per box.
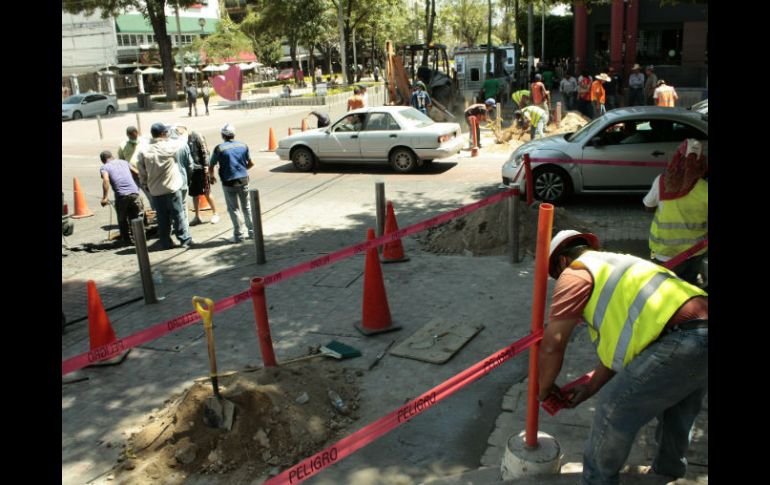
[175, 4, 186, 93]
[527, 2, 534, 80]
[486, 0, 492, 76]
[541, 0, 545, 65]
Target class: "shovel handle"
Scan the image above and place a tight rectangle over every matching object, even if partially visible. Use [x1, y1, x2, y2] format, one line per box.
[193, 296, 215, 329]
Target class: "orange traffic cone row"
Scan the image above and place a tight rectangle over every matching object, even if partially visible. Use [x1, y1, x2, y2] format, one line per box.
[197, 195, 211, 211]
[268, 127, 277, 151]
[87, 280, 130, 366]
[301, 118, 309, 131]
[71, 177, 94, 219]
[381, 201, 410, 263]
[355, 228, 402, 336]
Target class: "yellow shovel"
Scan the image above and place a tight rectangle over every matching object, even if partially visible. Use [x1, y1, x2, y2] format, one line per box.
[193, 296, 235, 430]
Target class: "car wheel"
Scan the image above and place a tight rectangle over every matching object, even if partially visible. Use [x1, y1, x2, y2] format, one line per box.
[532, 165, 573, 204]
[106, 106, 115, 115]
[390, 148, 417, 173]
[72, 111, 82, 120]
[291, 147, 315, 172]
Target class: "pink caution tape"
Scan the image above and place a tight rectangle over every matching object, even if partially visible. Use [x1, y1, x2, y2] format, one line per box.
[62, 189, 518, 376]
[661, 238, 708, 270]
[263, 329, 544, 485]
[541, 371, 596, 416]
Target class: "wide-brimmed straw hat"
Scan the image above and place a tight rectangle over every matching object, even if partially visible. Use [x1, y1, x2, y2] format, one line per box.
[596, 73, 611, 82]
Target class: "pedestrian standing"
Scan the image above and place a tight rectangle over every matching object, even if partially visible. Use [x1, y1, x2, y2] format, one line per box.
[577, 70, 593, 118]
[627, 64, 645, 106]
[530, 73, 551, 113]
[118, 125, 155, 211]
[209, 124, 255, 243]
[605, 67, 623, 110]
[186, 82, 198, 117]
[373, 65, 380, 82]
[559, 73, 577, 111]
[653, 79, 679, 107]
[539, 229, 707, 485]
[136, 123, 193, 249]
[643, 138, 707, 285]
[410, 81, 432, 115]
[347, 87, 365, 111]
[359, 85, 369, 107]
[591, 73, 610, 118]
[201, 80, 211, 115]
[173, 125, 220, 226]
[480, 74, 501, 103]
[644, 65, 658, 105]
[99, 150, 143, 244]
[315, 66, 323, 84]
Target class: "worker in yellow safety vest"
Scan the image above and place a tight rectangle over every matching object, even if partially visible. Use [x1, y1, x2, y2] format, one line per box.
[539, 229, 708, 484]
[643, 138, 707, 285]
[514, 105, 548, 140]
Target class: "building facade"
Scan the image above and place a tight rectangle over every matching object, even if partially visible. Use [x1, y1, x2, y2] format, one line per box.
[62, 10, 118, 76]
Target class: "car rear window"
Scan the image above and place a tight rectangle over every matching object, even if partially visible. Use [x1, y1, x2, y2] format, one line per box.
[398, 108, 434, 128]
[63, 95, 84, 104]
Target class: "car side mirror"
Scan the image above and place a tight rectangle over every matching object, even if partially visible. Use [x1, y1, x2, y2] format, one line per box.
[81, 100, 88, 105]
[591, 136, 604, 147]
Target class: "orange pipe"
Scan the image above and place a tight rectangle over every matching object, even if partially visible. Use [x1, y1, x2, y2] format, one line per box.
[250, 277, 277, 367]
[525, 203, 554, 448]
[524, 154, 534, 206]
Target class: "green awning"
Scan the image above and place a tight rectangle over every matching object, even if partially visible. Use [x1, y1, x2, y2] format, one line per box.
[116, 14, 218, 35]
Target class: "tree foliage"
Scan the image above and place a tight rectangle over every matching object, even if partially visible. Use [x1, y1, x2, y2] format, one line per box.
[440, 0, 486, 47]
[193, 15, 252, 63]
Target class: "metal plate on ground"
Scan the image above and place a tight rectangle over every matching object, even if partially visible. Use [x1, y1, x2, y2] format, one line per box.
[390, 320, 484, 364]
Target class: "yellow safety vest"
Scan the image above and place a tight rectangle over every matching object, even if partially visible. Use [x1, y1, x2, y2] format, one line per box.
[522, 106, 545, 127]
[649, 178, 708, 260]
[571, 251, 707, 371]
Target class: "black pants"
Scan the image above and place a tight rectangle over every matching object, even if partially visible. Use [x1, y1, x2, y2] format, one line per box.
[654, 253, 706, 287]
[203, 96, 209, 114]
[188, 99, 198, 116]
[115, 193, 143, 242]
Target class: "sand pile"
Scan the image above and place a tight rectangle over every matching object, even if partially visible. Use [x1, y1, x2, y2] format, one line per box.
[493, 110, 592, 145]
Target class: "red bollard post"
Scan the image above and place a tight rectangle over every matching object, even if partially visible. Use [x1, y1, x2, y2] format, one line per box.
[525, 203, 554, 448]
[250, 277, 277, 367]
[523, 153, 534, 206]
[471, 116, 479, 157]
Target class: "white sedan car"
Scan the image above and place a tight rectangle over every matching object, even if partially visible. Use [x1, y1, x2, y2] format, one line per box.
[276, 106, 463, 173]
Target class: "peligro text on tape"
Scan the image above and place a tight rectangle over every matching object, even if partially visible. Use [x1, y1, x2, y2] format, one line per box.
[264, 330, 543, 485]
[63, 190, 516, 375]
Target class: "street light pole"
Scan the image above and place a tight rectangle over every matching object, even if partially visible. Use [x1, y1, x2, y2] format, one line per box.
[175, 4, 186, 93]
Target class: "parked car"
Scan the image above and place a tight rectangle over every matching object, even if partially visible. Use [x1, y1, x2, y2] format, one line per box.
[62, 192, 74, 236]
[276, 68, 295, 81]
[501, 106, 708, 203]
[689, 98, 708, 116]
[276, 106, 464, 173]
[62, 92, 119, 120]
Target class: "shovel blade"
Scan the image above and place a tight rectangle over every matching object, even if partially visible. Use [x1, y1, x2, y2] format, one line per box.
[203, 396, 235, 431]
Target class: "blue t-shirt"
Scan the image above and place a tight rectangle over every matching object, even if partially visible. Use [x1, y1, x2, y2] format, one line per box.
[210, 141, 251, 183]
[410, 90, 431, 114]
[100, 159, 138, 196]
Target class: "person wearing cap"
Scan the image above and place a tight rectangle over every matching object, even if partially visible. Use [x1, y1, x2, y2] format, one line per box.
[118, 125, 155, 211]
[530, 73, 550, 113]
[513, 104, 547, 140]
[464, 99, 495, 149]
[627, 64, 645, 106]
[643, 138, 707, 285]
[539, 229, 708, 484]
[172, 125, 220, 226]
[209, 124, 255, 243]
[653, 79, 678, 107]
[98, 150, 143, 244]
[591, 73, 611, 118]
[410, 81, 432, 115]
[136, 123, 193, 249]
[644, 65, 658, 105]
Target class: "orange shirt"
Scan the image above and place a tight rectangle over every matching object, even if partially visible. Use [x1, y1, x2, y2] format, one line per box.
[531, 81, 547, 105]
[347, 95, 364, 111]
[590, 80, 605, 104]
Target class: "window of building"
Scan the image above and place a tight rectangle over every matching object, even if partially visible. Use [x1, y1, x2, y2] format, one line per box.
[637, 26, 683, 65]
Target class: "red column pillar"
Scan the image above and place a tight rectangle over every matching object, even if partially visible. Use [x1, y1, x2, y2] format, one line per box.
[574, 1, 587, 75]
[624, 0, 640, 78]
[610, 0, 624, 73]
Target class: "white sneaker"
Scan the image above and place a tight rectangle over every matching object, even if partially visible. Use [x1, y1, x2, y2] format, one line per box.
[210, 214, 220, 224]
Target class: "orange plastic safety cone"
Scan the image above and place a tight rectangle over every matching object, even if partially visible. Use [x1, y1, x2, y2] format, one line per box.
[87, 280, 130, 366]
[355, 229, 402, 336]
[381, 201, 410, 263]
[268, 127, 277, 151]
[71, 177, 94, 219]
[301, 118, 309, 131]
[197, 195, 211, 211]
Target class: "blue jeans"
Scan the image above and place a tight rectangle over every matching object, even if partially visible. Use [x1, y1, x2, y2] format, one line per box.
[530, 119, 545, 140]
[223, 183, 254, 240]
[154, 190, 191, 249]
[581, 326, 708, 485]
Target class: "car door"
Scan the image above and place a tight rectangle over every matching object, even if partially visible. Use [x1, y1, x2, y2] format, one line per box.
[83, 94, 106, 117]
[580, 119, 673, 190]
[317, 115, 362, 160]
[357, 112, 401, 161]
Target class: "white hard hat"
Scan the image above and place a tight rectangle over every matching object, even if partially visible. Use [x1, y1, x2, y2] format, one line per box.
[221, 124, 235, 136]
[549, 230, 600, 279]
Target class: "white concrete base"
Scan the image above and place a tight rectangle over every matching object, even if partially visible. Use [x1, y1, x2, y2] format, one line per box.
[500, 430, 561, 480]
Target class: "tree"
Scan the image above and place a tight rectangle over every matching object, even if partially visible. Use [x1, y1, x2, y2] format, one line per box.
[422, 0, 436, 66]
[442, 0, 486, 47]
[193, 15, 251, 63]
[63, 0, 199, 101]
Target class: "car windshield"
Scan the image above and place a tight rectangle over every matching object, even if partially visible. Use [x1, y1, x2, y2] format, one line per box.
[63, 95, 85, 104]
[565, 116, 604, 143]
[397, 108, 434, 128]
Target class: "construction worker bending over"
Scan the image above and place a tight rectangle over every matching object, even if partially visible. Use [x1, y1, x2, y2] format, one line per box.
[514, 105, 548, 140]
[511, 89, 531, 111]
[464, 99, 495, 149]
[643, 138, 707, 286]
[539, 230, 708, 485]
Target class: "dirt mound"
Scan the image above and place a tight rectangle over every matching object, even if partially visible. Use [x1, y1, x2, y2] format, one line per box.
[491, 110, 591, 148]
[112, 359, 361, 484]
[416, 199, 593, 258]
